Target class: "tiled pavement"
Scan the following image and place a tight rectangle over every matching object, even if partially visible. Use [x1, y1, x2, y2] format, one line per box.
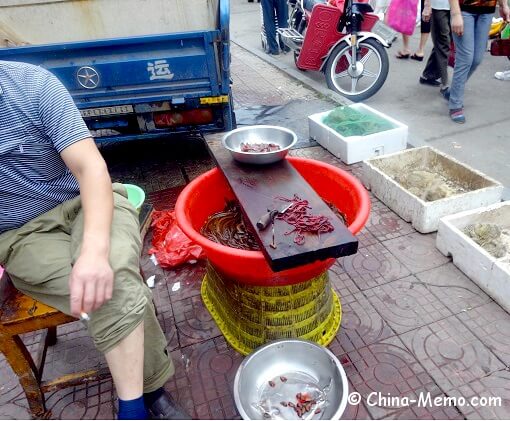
[2, 45, 510, 421]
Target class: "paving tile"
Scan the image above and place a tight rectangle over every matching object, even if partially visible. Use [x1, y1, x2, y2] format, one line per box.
[147, 185, 185, 211]
[166, 337, 243, 419]
[341, 382, 373, 420]
[42, 331, 107, 382]
[0, 363, 24, 407]
[180, 158, 216, 182]
[447, 370, 510, 419]
[329, 262, 361, 297]
[0, 402, 31, 420]
[44, 379, 115, 420]
[338, 336, 445, 419]
[458, 301, 510, 366]
[340, 244, 412, 291]
[356, 228, 381, 249]
[364, 276, 452, 334]
[416, 263, 493, 315]
[173, 295, 222, 347]
[400, 316, 505, 393]
[166, 261, 207, 303]
[365, 201, 416, 242]
[383, 233, 450, 273]
[329, 292, 395, 356]
[382, 404, 463, 420]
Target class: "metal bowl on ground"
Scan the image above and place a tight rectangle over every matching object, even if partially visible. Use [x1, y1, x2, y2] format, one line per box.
[234, 339, 348, 420]
[222, 125, 297, 165]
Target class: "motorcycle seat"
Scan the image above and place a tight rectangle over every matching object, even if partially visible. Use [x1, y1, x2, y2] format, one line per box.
[303, 0, 327, 12]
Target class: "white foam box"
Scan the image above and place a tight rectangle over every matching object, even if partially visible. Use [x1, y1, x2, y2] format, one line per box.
[436, 201, 510, 313]
[308, 103, 408, 165]
[361, 146, 504, 233]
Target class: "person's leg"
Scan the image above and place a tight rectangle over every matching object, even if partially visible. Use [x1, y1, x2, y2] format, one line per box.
[467, 13, 493, 79]
[275, 0, 288, 29]
[421, 9, 441, 81]
[414, 0, 430, 57]
[0, 185, 179, 418]
[275, 0, 289, 51]
[261, 0, 279, 54]
[435, 9, 451, 88]
[397, 34, 411, 57]
[415, 32, 430, 57]
[449, 12, 476, 111]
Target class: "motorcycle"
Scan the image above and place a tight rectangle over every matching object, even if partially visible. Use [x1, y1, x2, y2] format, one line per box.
[278, 0, 397, 101]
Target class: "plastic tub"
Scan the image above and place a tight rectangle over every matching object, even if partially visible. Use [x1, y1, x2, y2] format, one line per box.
[175, 157, 370, 286]
[124, 184, 145, 212]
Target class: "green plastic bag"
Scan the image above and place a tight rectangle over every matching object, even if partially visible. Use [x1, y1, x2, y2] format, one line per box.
[322, 106, 394, 137]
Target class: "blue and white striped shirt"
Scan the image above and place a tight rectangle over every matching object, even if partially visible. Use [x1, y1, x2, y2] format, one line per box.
[0, 61, 91, 234]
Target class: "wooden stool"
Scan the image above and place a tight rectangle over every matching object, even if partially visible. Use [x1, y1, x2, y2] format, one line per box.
[0, 203, 154, 418]
[0, 272, 111, 418]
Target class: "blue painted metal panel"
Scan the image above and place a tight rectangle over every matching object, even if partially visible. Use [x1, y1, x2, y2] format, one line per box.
[0, 0, 234, 140]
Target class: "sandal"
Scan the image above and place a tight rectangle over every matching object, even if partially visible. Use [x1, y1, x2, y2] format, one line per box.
[396, 51, 410, 59]
[411, 53, 424, 61]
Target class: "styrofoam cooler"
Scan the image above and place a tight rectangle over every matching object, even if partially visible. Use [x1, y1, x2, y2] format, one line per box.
[308, 103, 408, 164]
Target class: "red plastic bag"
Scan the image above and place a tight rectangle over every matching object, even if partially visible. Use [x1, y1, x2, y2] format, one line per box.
[148, 210, 205, 268]
[386, 0, 419, 35]
[448, 40, 455, 68]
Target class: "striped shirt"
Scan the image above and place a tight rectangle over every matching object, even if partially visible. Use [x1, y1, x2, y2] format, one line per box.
[0, 61, 91, 234]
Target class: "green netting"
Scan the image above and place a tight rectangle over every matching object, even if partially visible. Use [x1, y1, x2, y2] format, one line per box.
[323, 106, 394, 137]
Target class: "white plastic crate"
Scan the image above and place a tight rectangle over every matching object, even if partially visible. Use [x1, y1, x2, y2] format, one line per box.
[308, 103, 408, 165]
[361, 146, 504, 233]
[436, 202, 510, 313]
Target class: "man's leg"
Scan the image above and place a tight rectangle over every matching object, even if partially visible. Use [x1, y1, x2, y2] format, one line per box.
[449, 12, 475, 111]
[468, 13, 492, 78]
[0, 186, 182, 418]
[261, 0, 279, 54]
[434, 9, 451, 88]
[422, 10, 442, 81]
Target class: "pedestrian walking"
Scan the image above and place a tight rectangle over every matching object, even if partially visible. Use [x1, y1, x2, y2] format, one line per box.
[419, 0, 451, 91]
[261, 0, 289, 55]
[396, 0, 432, 60]
[446, 0, 510, 123]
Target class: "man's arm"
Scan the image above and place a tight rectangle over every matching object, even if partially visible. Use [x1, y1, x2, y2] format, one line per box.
[449, 0, 463, 36]
[499, 0, 510, 21]
[37, 69, 114, 317]
[61, 139, 114, 316]
[422, 0, 432, 23]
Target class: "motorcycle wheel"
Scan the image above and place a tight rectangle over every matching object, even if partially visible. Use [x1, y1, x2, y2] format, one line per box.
[325, 38, 389, 102]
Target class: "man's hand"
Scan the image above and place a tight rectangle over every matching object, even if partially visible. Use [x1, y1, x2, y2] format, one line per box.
[422, 6, 432, 22]
[452, 13, 464, 36]
[70, 252, 114, 316]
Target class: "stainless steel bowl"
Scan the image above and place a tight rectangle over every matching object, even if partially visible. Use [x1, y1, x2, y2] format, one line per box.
[222, 125, 298, 165]
[234, 339, 349, 420]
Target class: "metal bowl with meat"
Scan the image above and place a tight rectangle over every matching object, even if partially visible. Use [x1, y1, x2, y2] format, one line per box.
[222, 125, 298, 165]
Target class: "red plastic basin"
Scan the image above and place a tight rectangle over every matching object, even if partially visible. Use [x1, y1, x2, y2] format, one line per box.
[175, 157, 370, 286]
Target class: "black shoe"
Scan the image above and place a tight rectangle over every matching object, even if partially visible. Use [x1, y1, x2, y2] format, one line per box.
[441, 87, 450, 101]
[419, 76, 441, 86]
[147, 392, 191, 420]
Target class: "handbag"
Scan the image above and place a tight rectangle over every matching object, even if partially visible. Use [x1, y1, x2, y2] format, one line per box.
[386, 0, 420, 35]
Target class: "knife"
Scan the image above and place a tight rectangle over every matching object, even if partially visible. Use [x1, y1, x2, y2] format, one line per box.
[256, 203, 293, 230]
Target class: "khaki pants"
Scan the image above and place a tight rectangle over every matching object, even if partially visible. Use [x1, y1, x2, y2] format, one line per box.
[0, 184, 174, 393]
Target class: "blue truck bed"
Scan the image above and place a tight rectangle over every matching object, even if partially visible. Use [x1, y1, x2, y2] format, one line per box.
[0, 0, 234, 143]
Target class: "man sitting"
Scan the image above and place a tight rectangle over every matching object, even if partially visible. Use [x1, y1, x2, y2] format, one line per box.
[0, 61, 189, 420]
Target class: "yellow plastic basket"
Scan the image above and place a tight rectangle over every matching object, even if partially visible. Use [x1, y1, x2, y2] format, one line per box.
[201, 265, 342, 355]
